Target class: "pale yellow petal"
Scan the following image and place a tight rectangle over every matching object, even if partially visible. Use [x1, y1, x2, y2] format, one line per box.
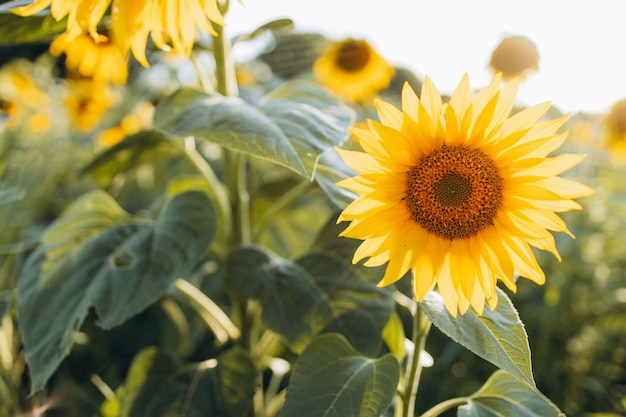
[11, 0, 51, 16]
[502, 235, 545, 284]
[375, 98, 403, 130]
[419, 76, 443, 132]
[448, 73, 472, 123]
[335, 147, 387, 174]
[401, 82, 419, 122]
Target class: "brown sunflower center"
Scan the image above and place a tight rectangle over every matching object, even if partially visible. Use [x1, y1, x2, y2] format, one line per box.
[405, 145, 503, 240]
[337, 40, 370, 72]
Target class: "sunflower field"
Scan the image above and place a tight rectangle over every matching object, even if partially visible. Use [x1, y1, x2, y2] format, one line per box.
[1, 1, 625, 417]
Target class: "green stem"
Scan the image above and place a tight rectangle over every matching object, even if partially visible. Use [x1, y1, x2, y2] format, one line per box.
[183, 138, 233, 244]
[400, 302, 431, 417]
[174, 279, 240, 345]
[253, 180, 315, 243]
[223, 151, 252, 246]
[212, 12, 237, 97]
[212, 7, 258, 417]
[420, 397, 469, 417]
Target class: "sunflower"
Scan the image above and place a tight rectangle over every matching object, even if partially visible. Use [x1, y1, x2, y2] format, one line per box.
[313, 38, 394, 103]
[489, 35, 540, 80]
[63, 79, 120, 131]
[50, 33, 128, 84]
[336, 74, 593, 316]
[605, 99, 626, 164]
[11, 0, 225, 67]
[95, 101, 155, 147]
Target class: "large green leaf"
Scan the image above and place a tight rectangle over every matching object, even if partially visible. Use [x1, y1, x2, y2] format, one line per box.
[82, 130, 183, 189]
[458, 370, 565, 417]
[18, 190, 217, 392]
[226, 219, 393, 355]
[153, 81, 355, 179]
[315, 148, 358, 209]
[108, 347, 255, 417]
[0, 13, 65, 46]
[281, 333, 400, 417]
[421, 288, 534, 386]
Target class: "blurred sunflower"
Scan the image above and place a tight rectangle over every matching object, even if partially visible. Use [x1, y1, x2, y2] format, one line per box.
[63, 79, 120, 131]
[0, 64, 53, 132]
[313, 38, 394, 103]
[489, 35, 539, 80]
[95, 101, 155, 147]
[605, 99, 626, 164]
[336, 74, 593, 316]
[50, 33, 128, 84]
[11, 0, 225, 67]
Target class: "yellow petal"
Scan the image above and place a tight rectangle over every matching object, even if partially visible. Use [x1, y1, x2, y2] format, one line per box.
[375, 98, 403, 130]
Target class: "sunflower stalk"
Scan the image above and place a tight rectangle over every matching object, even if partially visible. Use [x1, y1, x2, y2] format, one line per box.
[212, 11, 261, 417]
[398, 301, 431, 417]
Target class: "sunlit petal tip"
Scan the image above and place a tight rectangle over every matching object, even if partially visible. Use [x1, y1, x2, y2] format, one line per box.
[374, 98, 403, 129]
[490, 72, 503, 85]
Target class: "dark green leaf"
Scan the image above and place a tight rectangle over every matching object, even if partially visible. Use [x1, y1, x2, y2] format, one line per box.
[458, 370, 565, 417]
[315, 148, 357, 209]
[0, 13, 65, 46]
[281, 333, 400, 417]
[226, 218, 393, 355]
[421, 288, 534, 386]
[114, 347, 255, 417]
[154, 81, 354, 179]
[117, 347, 178, 417]
[0, 186, 25, 206]
[82, 130, 182, 188]
[18, 190, 217, 392]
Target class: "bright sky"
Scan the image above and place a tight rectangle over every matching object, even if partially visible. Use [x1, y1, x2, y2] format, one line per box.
[225, 0, 626, 115]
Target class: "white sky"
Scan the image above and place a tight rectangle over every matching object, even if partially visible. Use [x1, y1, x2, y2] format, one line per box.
[225, 0, 626, 115]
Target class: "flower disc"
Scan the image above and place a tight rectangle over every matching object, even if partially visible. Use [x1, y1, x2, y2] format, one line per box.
[313, 38, 395, 103]
[406, 145, 503, 240]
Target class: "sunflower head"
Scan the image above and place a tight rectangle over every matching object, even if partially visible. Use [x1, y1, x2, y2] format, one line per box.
[489, 35, 540, 80]
[12, 0, 225, 67]
[50, 33, 129, 85]
[605, 99, 626, 164]
[63, 79, 120, 131]
[95, 101, 155, 148]
[336, 74, 593, 316]
[313, 38, 395, 103]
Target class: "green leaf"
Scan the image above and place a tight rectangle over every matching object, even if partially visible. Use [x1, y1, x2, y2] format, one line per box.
[82, 130, 182, 188]
[0, 186, 25, 206]
[421, 288, 534, 386]
[0, 13, 65, 46]
[281, 333, 400, 417]
[315, 148, 357, 209]
[112, 347, 255, 417]
[116, 347, 178, 417]
[18, 190, 217, 392]
[232, 18, 294, 44]
[226, 218, 393, 355]
[458, 370, 565, 417]
[154, 81, 355, 179]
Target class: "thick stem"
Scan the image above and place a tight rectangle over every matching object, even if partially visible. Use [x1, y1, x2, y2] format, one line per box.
[400, 302, 431, 417]
[212, 14, 237, 97]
